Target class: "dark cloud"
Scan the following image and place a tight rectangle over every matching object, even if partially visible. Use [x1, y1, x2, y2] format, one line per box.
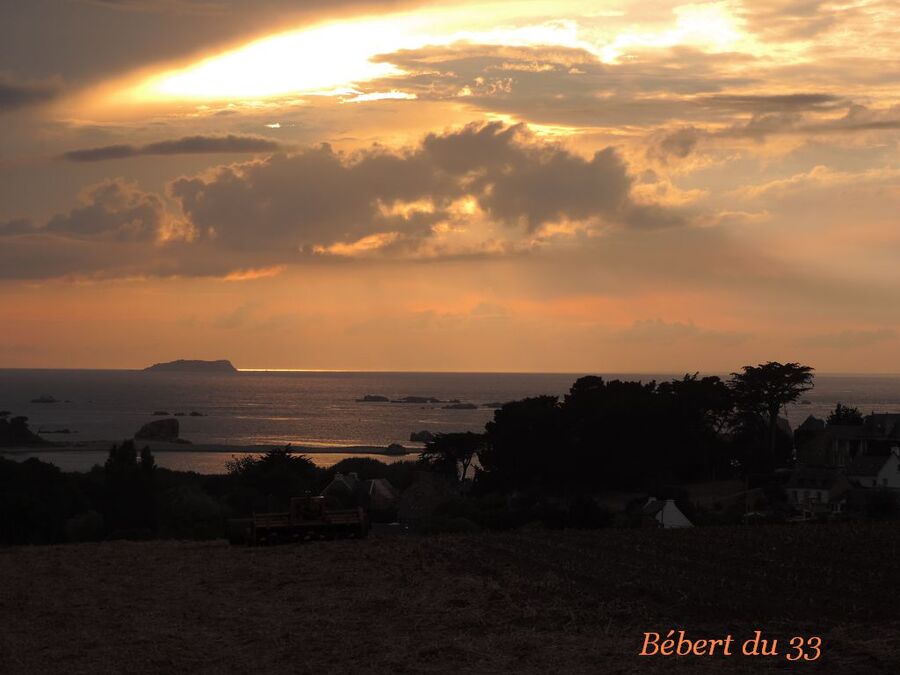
[368, 44, 757, 128]
[697, 93, 844, 113]
[44, 179, 175, 241]
[720, 103, 900, 140]
[737, 1, 864, 40]
[0, 78, 58, 113]
[171, 122, 675, 254]
[647, 126, 702, 163]
[62, 134, 283, 162]
[1, 123, 685, 280]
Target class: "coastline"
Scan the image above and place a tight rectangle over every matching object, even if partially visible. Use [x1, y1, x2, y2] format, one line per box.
[0, 440, 418, 457]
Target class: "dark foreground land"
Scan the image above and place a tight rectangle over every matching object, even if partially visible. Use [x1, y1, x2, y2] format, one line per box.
[1, 523, 899, 674]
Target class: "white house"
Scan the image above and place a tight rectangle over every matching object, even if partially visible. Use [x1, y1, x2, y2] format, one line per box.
[642, 498, 693, 528]
[846, 448, 900, 489]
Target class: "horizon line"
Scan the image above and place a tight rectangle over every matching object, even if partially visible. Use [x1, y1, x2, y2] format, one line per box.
[2, 366, 900, 377]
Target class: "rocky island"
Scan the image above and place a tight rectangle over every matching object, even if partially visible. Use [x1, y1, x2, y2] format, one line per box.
[143, 359, 238, 374]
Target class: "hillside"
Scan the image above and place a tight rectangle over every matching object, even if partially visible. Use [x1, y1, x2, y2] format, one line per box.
[1, 524, 898, 673]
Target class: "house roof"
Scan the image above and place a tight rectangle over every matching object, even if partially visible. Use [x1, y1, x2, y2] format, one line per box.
[798, 415, 825, 432]
[322, 472, 360, 497]
[846, 454, 892, 477]
[365, 478, 400, 500]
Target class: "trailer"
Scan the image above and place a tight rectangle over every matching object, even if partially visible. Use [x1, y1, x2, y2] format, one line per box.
[229, 496, 369, 545]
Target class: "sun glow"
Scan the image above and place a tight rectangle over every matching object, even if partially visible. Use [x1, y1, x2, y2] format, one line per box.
[102, 2, 746, 108]
[600, 3, 742, 62]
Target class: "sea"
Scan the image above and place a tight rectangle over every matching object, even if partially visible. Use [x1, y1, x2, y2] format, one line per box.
[2, 369, 900, 474]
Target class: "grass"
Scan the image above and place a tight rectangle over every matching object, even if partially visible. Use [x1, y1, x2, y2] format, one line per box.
[0, 522, 899, 673]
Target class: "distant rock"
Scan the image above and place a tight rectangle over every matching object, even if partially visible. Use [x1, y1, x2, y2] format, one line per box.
[481, 401, 505, 409]
[410, 430, 435, 443]
[443, 403, 477, 410]
[152, 410, 170, 416]
[135, 418, 181, 443]
[143, 359, 237, 374]
[189, 411, 205, 417]
[30, 395, 59, 403]
[356, 395, 390, 403]
[385, 443, 410, 456]
[391, 396, 442, 404]
[174, 412, 185, 417]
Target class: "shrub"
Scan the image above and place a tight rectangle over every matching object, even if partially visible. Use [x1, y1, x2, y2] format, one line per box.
[158, 486, 225, 540]
[65, 510, 104, 542]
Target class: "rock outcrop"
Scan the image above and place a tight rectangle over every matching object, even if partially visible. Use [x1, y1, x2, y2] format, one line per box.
[135, 418, 181, 442]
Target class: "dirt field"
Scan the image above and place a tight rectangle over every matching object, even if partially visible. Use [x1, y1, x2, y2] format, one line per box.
[1, 522, 899, 674]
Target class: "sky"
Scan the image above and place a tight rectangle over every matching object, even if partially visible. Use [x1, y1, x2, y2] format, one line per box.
[1, 0, 899, 372]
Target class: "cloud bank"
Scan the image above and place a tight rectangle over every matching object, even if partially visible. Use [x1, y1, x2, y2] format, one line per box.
[62, 134, 283, 162]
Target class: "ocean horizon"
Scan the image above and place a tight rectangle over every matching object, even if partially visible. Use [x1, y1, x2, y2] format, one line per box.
[3, 368, 900, 474]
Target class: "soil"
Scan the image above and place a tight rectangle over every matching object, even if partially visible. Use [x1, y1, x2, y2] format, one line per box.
[1, 522, 898, 673]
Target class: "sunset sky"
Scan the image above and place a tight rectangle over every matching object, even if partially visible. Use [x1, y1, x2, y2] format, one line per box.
[1, 0, 898, 372]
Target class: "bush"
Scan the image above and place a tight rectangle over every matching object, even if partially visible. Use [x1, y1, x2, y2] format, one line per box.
[433, 495, 537, 531]
[158, 486, 225, 540]
[65, 510, 104, 543]
[0, 457, 83, 545]
[225, 448, 323, 515]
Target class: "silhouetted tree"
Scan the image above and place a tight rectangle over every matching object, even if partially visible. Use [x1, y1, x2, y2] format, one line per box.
[225, 446, 322, 513]
[0, 415, 44, 447]
[657, 374, 734, 480]
[481, 396, 563, 492]
[729, 362, 814, 471]
[103, 440, 157, 536]
[0, 457, 83, 544]
[140, 446, 156, 472]
[419, 432, 483, 484]
[562, 376, 664, 489]
[827, 402, 864, 426]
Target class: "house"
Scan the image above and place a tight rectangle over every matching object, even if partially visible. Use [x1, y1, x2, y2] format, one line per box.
[321, 472, 361, 507]
[846, 448, 900, 490]
[641, 498, 692, 529]
[796, 413, 900, 468]
[362, 478, 400, 518]
[798, 415, 826, 433]
[786, 467, 851, 515]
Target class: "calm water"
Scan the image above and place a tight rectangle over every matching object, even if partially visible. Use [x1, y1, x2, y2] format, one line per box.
[2, 450, 410, 474]
[2, 369, 899, 473]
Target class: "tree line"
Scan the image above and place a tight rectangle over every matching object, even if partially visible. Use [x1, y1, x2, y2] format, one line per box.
[422, 362, 815, 494]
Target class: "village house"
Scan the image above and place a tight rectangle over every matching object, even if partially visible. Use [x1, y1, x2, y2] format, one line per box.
[785, 467, 851, 516]
[846, 449, 900, 490]
[795, 413, 900, 469]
